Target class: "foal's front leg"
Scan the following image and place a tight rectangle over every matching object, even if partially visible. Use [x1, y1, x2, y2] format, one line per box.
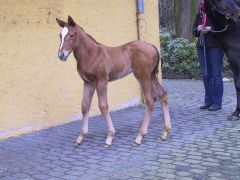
[75, 83, 95, 145]
[96, 80, 115, 147]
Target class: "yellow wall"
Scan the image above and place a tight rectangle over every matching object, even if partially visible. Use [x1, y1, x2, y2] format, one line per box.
[0, 0, 160, 140]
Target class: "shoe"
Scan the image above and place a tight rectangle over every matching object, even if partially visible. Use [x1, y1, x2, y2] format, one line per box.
[208, 105, 221, 111]
[200, 104, 211, 109]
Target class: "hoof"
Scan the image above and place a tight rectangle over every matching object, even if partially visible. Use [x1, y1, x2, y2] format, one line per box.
[133, 140, 141, 146]
[133, 134, 143, 145]
[160, 136, 167, 141]
[74, 139, 83, 146]
[75, 135, 85, 146]
[105, 136, 113, 148]
[104, 143, 111, 148]
[160, 131, 168, 141]
[74, 142, 81, 146]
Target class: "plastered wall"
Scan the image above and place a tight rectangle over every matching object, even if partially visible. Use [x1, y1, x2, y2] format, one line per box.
[0, 0, 160, 140]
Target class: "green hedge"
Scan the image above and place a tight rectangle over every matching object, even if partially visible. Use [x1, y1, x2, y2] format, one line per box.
[160, 33, 230, 78]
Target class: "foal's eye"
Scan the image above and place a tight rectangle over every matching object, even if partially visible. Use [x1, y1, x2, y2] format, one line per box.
[70, 35, 74, 38]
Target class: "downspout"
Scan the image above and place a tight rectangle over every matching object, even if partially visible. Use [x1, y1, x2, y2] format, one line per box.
[137, 0, 145, 41]
[137, 0, 162, 83]
[136, 0, 146, 102]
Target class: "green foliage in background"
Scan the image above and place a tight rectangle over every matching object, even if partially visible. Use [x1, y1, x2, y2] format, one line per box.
[160, 33, 230, 78]
[160, 33, 199, 77]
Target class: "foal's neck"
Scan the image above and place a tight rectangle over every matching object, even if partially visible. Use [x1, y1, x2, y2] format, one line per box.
[73, 26, 99, 60]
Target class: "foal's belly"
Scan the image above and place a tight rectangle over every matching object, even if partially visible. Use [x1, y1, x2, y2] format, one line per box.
[109, 66, 133, 81]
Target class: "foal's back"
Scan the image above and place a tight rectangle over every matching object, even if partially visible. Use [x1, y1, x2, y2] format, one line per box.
[103, 40, 159, 81]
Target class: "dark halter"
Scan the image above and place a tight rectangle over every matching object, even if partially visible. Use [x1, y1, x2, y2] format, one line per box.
[208, 0, 231, 33]
[209, 0, 239, 20]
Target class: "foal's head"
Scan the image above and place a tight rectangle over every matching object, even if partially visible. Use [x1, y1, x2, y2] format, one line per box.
[56, 16, 78, 61]
[209, 0, 240, 24]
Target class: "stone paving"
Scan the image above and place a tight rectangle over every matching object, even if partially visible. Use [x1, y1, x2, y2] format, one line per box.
[0, 80, 240, 180]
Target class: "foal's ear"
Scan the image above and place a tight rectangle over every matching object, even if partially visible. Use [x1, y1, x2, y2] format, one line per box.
[56, 18, 66, 28]
[67, 15, 77, 27]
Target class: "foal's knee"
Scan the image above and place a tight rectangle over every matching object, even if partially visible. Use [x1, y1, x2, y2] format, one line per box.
[82, 104, 90, 115]
[99, 102, 109, 114]
[145, 98, 154, 111]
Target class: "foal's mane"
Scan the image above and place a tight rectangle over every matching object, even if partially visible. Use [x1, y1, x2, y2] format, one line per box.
[78, 25, 102, 45]
[86, 33, 102, 45]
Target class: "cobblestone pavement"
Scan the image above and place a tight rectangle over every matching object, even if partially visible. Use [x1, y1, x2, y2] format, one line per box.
[1, 80, 240, 180]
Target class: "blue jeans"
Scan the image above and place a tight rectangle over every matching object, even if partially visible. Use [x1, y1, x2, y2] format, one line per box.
[197, 47, 224, 107]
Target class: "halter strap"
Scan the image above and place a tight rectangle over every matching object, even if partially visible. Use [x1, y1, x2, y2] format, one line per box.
[210, 0, 240, 19]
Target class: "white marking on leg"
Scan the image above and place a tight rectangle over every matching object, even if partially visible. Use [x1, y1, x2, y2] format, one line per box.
[81, 112, 89, 135]
[134, 134, 143, 145]
[104, 113, 115, 146]
[105, 113, 115, 134]
[160, 96, 171, 140]
[60, 27, 69, 49]
[75, 111, 90, 145]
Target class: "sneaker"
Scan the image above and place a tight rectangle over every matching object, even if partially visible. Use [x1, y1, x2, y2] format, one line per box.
[208, 105, 221, 111]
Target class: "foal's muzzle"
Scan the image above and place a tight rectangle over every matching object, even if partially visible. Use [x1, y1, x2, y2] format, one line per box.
[58, 50, 69, 61]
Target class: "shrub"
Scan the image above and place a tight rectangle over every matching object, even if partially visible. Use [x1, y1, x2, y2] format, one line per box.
[160, 33, 200, 77]
[160, 33, 230, 78]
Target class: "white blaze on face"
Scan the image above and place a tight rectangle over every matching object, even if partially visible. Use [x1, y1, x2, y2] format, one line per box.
[60, 27, 69, 49]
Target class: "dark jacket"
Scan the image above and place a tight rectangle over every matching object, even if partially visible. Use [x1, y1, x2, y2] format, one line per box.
[192, 12, 222, 48]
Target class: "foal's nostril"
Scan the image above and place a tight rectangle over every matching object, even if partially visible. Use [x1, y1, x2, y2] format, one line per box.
[58, 52, 64, 59]
[58, 52, 67, 61]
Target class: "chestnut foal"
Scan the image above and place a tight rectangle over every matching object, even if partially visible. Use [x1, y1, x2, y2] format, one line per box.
[56, 16, 171, 147]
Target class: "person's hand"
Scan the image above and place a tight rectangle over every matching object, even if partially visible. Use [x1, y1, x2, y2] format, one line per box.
[203, 26, 211, 33]
[197, 25, 203, 32]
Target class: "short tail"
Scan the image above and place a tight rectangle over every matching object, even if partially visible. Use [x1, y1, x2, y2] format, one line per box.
[152, 45, 160, 78]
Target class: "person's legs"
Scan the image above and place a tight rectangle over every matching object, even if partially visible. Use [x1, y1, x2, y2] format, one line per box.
[208, 47, 224, 109]
[197, 48, 212, 108]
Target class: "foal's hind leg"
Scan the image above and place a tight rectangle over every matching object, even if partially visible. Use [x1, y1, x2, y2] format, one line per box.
[96, 80, 115, 147]
[134, 78, 155, 145]
[75, 83, 95, 145]
[152, 77, 171, 140]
